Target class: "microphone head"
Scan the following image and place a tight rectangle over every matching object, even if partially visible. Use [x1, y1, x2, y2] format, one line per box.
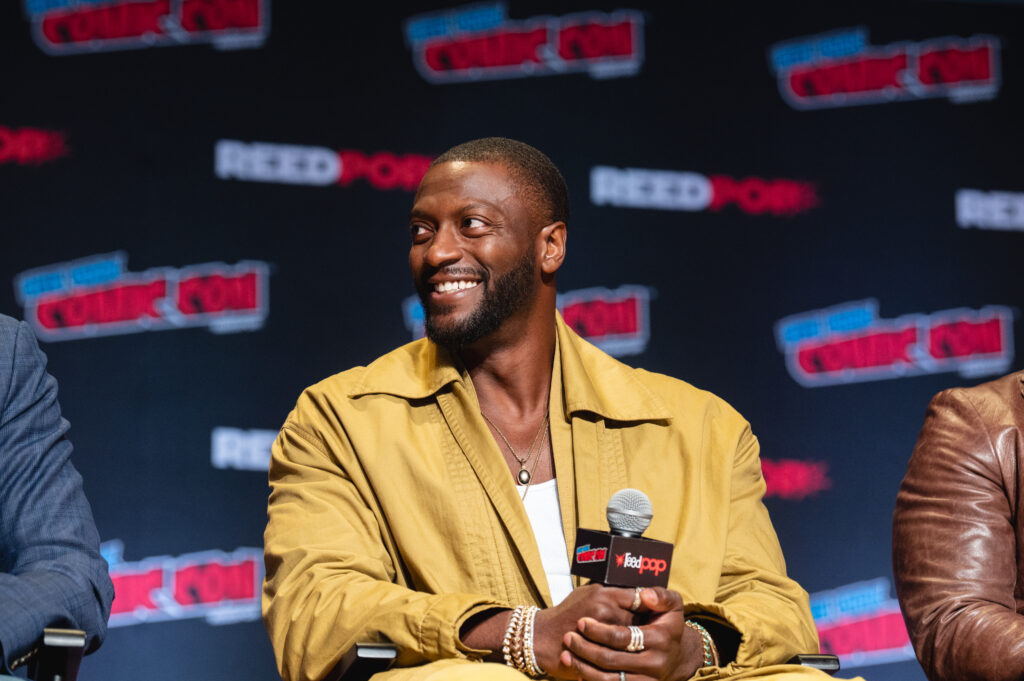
[606, 488, 653, 537]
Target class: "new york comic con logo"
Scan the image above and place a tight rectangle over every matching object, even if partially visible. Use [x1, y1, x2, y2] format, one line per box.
[14, 252, 269, 341]
[575, 545, 606, 564]
[769, 27, 1000, 109]
[21, 0, 269, 55]
[402, 285, 652, 357]
[775, 299, 1014, 387]
[811, 578, 913, 669]
[102, 540, 262, 627]
[404, 2, 644, 83]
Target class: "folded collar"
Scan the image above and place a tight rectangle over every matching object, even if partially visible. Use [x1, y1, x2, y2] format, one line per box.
[349, 312, 672, 423]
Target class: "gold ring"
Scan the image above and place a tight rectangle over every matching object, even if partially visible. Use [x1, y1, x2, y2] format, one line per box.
[629, 586, 643, 611]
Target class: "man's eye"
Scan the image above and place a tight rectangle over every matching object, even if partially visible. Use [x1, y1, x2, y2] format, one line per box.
[463, 217, 487, 229]
[410, 224, 431, 241]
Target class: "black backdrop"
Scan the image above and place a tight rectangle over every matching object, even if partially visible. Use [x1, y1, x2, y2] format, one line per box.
[2, 2, 1022, 680]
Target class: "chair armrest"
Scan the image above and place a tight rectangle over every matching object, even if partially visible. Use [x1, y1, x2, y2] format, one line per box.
[322, 644, 837, 679]
[28, 628, 86, 681]
[324, 643, 397, 681]
[787, 654, 840, 675]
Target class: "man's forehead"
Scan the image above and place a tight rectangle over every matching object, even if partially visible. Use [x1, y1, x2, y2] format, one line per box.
[413, 160, 521, 207]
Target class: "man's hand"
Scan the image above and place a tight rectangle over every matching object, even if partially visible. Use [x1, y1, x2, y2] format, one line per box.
[560, 587, 704, 681]
[532, 583, 640, 678]
[462, 583, 641, 678]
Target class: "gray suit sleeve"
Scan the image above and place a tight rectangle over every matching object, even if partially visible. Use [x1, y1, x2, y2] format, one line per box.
[0, 318, 114, 672]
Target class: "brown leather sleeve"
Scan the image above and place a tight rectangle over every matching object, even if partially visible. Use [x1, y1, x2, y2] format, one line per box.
[893, 387, 1024, 681]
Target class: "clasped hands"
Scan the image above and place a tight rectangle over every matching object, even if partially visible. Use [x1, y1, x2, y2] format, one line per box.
[533, 583, 703, 681]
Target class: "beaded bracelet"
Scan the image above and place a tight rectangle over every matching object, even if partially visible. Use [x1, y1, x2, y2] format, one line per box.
[502, 606, 526, 671]
[684, 619, 720, 668]
[523, 606, 544, 677]
[501, 605, 546, 678]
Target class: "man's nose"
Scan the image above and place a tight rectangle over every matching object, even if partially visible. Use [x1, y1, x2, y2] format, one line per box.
[424, 226, 461, 267]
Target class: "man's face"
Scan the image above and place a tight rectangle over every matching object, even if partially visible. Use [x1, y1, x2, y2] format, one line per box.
[409, 161, 541, 349]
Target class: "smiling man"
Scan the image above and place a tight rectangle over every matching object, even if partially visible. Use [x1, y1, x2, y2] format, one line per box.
[263, 138, 857, 681]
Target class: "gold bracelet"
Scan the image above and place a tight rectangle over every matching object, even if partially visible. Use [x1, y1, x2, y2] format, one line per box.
[502, 606, 525, 670]
[684, 620, 719, 668]
[502, 605, 545, 678]
[511, 610, 527, 674]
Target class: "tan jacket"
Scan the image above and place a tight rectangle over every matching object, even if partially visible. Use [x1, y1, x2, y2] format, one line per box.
[893, 372, 1024, 681]
[263, 314, 819, 681]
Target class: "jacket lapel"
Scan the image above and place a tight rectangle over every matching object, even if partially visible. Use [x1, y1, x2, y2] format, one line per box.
[349, 339, 550, 603]
[555, 311, 669, 545]
[436, 380, 551, 606]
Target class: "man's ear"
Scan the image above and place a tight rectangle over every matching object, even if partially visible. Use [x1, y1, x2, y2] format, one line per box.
[538, 221, 567, 275]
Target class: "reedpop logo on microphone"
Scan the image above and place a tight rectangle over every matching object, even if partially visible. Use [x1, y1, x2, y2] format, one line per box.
[616, 552, 668, 576]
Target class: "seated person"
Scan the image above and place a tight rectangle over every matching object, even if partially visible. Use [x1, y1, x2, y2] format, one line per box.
[893, 371, 1024, 681]
[0, 315, 114, 674]
[263, 138, 861, 681]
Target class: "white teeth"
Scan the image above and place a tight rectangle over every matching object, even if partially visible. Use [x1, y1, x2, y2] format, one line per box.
[435, 280, 479, 293]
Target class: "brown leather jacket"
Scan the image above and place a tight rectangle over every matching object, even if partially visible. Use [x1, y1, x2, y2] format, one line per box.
[893, 371, 1024, 681]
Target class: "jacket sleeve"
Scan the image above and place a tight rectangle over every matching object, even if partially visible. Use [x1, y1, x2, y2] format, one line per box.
[262, 415, 503, 681]
[685, 424, 820, 676]
[893, 387, 1024, 681]
[0, 320, 114, 672]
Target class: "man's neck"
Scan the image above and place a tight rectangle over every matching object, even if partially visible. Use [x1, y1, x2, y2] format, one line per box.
[459, 320, 556, 421]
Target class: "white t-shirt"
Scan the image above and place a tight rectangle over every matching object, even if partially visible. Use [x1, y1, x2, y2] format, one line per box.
[518, 478, 574, 605]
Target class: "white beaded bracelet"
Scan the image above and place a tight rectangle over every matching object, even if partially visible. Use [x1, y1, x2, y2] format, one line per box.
[523, 606, 545, 677]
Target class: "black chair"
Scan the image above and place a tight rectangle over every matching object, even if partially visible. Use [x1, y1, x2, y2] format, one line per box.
[330, 643, 840, 680]
[326, 643, 398, 681]
[27, 629, 86, 681]
[788, 654, 840, 674]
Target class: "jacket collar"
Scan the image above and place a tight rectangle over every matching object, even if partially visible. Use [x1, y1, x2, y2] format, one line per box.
[348, 335, 463, 400]
[349, 312, 672, 423]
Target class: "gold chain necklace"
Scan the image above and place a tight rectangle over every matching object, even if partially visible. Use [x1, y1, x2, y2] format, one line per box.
[481, 410, 550, 486]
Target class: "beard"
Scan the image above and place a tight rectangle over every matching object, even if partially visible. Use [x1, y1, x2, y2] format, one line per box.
[416, 251, 536, 351]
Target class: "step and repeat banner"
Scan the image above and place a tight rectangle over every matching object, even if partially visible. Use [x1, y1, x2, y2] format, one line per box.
[2, 2, 1021, 680]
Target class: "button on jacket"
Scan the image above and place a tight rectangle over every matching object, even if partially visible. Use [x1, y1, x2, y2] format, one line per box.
[894, 371, 1024, 681]
[263, 314, 820, 681]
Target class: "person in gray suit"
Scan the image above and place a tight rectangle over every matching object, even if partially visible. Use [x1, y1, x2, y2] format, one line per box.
[0, 314, 113, 675]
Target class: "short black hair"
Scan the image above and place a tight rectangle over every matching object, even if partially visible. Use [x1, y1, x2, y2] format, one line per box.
[431, 137, 569, 226]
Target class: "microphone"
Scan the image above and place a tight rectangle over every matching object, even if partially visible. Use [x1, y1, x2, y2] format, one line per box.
[607, 488, 654, 537]
[571, 489, 674, 588]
